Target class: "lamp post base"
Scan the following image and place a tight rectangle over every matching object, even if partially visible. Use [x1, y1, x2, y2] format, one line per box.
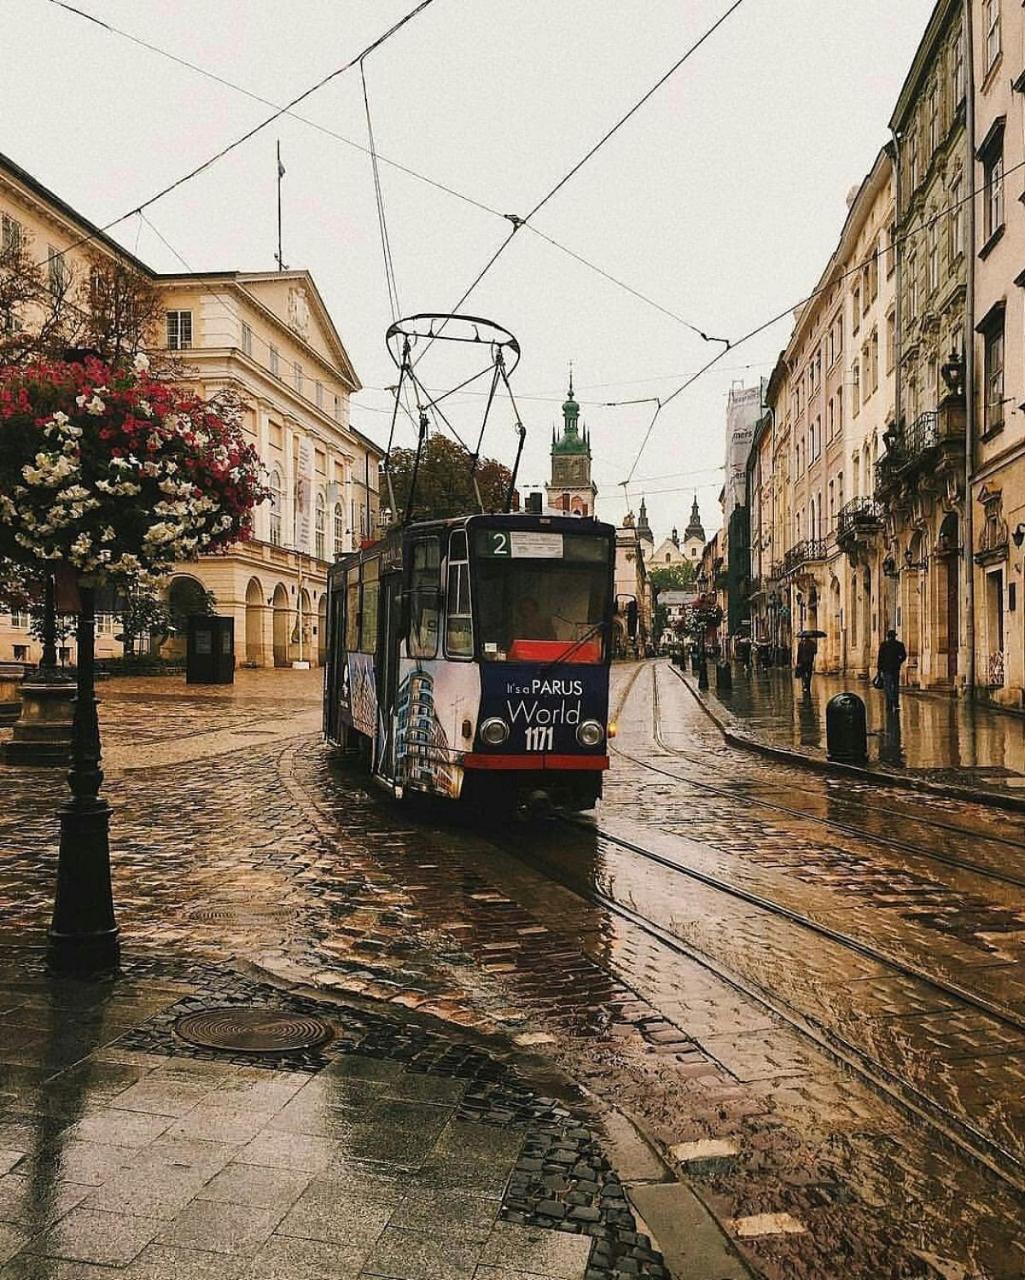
[48, 796, 120, 977]
[47, 925, 120, 977]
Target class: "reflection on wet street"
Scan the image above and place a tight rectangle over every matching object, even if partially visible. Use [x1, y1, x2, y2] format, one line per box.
[3, 665, 1025, 1277]
[710, 665, 1025, 796]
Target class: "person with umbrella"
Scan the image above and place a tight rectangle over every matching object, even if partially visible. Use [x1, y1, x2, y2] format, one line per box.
[795, 629, 825, 694]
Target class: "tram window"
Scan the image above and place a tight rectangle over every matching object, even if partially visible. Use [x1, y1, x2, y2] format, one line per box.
[446, 531, 472, 658]
[473, 530, 609, 662]
[361, 558, 380, 653]
[408, 538, 440, 658]
[345, 569, 360, 651]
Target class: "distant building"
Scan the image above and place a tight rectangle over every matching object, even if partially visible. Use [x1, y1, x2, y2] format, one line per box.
[652, 497, 705, 568]
[545, 376, 596, 516]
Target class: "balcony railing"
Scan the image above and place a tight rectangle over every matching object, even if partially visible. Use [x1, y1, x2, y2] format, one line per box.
[836, 496, 884, 543]
[781, 539, 827, 576]
[874, 410, 951, 496]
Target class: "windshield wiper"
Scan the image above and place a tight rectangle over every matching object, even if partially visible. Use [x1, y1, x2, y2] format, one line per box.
[541, 620, 606, 670]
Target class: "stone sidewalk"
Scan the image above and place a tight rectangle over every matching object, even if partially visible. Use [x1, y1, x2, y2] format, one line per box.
[684, 664, 1025, 806]
[0, 950, 670, 1280]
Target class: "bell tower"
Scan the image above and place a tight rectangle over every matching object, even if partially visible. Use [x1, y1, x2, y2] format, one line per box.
[545, 369, 597, 516]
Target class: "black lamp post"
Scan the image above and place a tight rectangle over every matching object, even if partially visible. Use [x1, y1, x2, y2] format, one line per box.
[46, 349, 119, 976]
[48, 578, 119, 975]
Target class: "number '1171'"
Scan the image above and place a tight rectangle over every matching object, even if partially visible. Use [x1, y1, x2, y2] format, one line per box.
[524, 726, 554, 752]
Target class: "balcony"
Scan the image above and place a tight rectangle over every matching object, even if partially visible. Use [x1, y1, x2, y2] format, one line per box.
[781, 539, 827, 577]
[874, 406, 965, 501]
[836, 497, 884, 554]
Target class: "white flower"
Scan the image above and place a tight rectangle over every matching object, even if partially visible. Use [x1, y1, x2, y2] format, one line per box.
[139, 400, 153, 417]
[133, 352, 150, 373]
[101, 526, 115, 542]
[75, 394, 87, 408]
[52, 411, 69, 425]
[85, 396, 106, 416]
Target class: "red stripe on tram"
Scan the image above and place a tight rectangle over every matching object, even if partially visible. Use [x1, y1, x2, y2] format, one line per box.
[462, 753, 609, 772]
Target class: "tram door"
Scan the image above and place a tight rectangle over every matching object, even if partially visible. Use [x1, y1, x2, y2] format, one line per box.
[376, 571, 403, 781]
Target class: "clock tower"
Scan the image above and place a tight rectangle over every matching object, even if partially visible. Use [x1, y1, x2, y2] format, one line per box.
[545, 373, 597, 516]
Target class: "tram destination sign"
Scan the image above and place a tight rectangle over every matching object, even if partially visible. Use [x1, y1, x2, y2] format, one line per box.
[480, 530, 563, 559]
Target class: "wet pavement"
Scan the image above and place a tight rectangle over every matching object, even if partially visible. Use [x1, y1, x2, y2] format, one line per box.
[693, 664, 1025, 801]
[2, 667, 1025, 1277]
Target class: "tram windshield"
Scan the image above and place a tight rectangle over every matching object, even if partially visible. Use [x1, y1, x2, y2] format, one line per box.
[472, 529, 610, 663]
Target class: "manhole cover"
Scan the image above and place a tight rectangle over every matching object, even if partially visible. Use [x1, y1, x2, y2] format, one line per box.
[190, 906, 289, 925]
[174, 1008, 333, 1053]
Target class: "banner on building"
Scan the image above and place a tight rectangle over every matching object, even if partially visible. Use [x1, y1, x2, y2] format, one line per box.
[295, 437, 314, 553]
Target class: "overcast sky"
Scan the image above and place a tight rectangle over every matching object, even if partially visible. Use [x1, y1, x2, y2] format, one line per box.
[3, 0, 935, 540]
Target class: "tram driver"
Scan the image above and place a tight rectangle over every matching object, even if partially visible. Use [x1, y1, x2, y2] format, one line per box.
[515, 595, 556, 642]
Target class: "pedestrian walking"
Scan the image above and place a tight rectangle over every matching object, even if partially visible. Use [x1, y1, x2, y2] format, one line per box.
[876, 629, 907, 713]
[795, 634, 817, 693]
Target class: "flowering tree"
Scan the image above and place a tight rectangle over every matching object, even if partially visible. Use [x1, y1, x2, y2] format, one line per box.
[677, 594, 723, 647]
[0, 353, 267, 590]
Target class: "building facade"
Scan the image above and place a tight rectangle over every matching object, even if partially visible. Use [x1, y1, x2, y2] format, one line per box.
[0, 151, 382, 668]
[968, 0, 1024, 705]
[875, 0, 970, 693]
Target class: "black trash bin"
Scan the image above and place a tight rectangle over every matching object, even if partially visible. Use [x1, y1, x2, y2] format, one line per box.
[826, 692, 867, 764]
[186, 615, 235, 685]
[716, 662, 732, 691]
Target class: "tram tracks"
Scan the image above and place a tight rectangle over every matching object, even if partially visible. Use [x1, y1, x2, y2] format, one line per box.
[623, 661, 1025, 891]
[519, 660, 1025, 1189]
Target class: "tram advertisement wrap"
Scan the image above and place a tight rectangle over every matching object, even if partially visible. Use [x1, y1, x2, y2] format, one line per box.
[478, 663, 609, 756]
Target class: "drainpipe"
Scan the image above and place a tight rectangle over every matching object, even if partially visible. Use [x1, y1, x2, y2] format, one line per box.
[963, 0, 977, 696]
[889, 127, 903, 650]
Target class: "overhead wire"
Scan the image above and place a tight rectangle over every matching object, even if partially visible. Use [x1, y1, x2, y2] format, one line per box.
[43, 0, 721, 348]
[31, 0, 438, 269]
[620, 154, 1018, 484]
[415, 0, 750, 364]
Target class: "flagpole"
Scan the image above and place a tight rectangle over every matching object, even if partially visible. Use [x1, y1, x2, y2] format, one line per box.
[276, 141, 284, 271]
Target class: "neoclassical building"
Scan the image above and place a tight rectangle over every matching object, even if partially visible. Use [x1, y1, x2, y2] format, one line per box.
[0, 150, 382, 668]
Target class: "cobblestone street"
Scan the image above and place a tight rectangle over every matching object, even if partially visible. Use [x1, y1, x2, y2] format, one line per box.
[2, 665, 1025, 1278]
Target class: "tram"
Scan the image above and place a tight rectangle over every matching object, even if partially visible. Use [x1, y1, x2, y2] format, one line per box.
[324, 512, 617, 813]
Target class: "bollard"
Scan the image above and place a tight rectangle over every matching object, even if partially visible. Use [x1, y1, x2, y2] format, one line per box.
[697, 659, 709, 690]
[716, 663, 732, 691]
[691, 652, 700, 674]
[826, 692, 868, 765]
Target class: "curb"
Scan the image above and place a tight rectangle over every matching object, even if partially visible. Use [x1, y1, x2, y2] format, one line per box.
[671, 665, 1025, 815]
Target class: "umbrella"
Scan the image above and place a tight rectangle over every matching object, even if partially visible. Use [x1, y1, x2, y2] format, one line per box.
[798, 629, 827, 638]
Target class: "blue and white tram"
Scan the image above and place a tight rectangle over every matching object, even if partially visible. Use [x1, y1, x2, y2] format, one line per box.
[324, 512, 617, 812]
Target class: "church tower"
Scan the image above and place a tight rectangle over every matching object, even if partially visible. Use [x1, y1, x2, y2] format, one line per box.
[682, 495, 706, 562]
[636, 496, 654, 546]
[545, 372, 597, 516]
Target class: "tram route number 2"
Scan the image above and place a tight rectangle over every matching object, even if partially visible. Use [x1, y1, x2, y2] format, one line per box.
[524, 725, 555, 752]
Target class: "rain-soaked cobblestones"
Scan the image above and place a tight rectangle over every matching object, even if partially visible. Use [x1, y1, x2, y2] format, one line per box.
[2, 669, 1025, 1276]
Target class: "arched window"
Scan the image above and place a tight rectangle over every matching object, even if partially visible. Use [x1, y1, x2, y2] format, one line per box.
[269, 469, 283, 546]
[333, 502, 345, 557]
[315, 491, 326, 560]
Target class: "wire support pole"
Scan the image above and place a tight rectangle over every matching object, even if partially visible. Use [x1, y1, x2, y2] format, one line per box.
[404, 410, 430, 527]
[498, 358, 527, 513]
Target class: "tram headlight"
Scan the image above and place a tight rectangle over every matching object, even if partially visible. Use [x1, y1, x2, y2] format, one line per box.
[576, 719, 605, 748]
[480, 717, 510, 746]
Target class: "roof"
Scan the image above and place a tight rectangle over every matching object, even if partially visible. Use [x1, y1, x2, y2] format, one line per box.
[0, 151, 362, 394]
[0, 150, 154, 275]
